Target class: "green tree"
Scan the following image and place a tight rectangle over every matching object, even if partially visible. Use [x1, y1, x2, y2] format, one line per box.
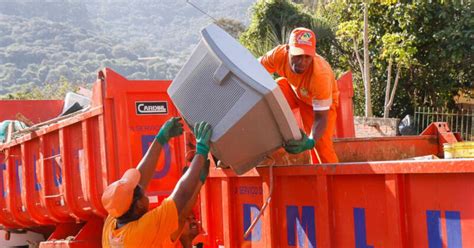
[336, 19, 366, 107]
[394, 2, 472, 110]
[321, 1, 472, 117]
[380, 33, 416, 118]
[240, 0, 335, 64]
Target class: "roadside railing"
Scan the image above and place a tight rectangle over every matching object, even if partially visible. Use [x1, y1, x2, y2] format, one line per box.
[414, 107, 474, 141]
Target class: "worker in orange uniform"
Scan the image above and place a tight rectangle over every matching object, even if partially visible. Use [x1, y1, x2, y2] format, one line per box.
[259, 27, 339, 163]
[102, 117, 212, 247]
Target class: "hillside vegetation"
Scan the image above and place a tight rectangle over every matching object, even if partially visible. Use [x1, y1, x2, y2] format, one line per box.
[0, 0, 254, 97]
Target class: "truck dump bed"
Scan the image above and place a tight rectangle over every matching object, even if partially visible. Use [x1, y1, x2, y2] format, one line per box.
[202, 148, 473, 247]
[195, 107, 474, 246]
[0, 68, 187, 247]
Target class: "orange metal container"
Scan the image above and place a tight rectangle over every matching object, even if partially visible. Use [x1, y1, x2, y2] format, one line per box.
[0, 100, 63, 124]
[334, 71, 355, 138]
[198, 123, 474, 247]
[0, 68, 188, 247]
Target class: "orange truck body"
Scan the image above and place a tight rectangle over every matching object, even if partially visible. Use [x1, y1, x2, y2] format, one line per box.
[0, 68, 472, 247]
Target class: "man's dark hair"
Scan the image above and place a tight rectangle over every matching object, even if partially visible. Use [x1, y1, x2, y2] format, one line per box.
[116, 185, 143, 224]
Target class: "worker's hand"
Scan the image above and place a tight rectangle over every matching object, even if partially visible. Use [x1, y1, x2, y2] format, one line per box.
[155, 117, 184, 145]
[194, 121, 212, 156]
[284, 129, 315, 154]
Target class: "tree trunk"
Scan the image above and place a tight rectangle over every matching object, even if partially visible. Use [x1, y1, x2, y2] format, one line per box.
[363, 0, 372, 117]
[312, 0, 317, 11]
[384, 64, 401, 118]
[383, 59, 393, 118]
[353, 37, 365, 85]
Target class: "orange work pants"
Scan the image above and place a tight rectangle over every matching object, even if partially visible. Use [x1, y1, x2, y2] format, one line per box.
[276, 77, 339, 163]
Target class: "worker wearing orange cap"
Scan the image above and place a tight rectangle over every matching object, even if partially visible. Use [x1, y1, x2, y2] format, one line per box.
[102, 117, 212, 247]
[259, 27, 339, 163]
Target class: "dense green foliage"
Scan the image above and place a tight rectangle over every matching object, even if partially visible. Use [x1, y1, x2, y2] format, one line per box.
[0, 0, 253, 98]
[240, 0, 336, 64]
[242, 0, 472, 117]
[322, 2, 472, 117]
[3, 77, 78, 100]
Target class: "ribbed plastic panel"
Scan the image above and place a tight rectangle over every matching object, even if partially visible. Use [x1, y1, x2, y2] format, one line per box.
[172, 53, 245, 129]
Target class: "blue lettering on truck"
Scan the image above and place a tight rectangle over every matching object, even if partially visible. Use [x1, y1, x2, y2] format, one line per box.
[287, 205, 317, 247]
[0, 163, 5, 197]
[241, 204, 464, 247]
[141, 135, 171, 179]
[52, 148, 62, 187]
[243, 204, 262, 241]
[353, 208, 374, 248]
[15, 160, 22, 193]
[33, 155, 41, 191]
[427, 210, 462, 248]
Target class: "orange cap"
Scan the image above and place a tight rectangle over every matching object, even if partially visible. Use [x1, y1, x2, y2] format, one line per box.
[101, 168, 141, 218]
[288, 28, 316, 57]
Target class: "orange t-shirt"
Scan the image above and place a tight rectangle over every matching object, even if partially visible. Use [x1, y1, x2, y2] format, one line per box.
[259, 45, 339, 110]
[162, 236, 181, 248]
[102, 197, 179, 248]
[161, 227, 184, 248]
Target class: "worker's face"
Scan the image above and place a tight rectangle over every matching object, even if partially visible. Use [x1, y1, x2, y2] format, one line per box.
[134, 187, 149, 218]
[289, 54, 312, 74]
[181, 214, 200, 241]
[186, 215, 199, 237]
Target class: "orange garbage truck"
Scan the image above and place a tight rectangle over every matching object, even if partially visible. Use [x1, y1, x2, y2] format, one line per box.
[0, 68, 473, 247]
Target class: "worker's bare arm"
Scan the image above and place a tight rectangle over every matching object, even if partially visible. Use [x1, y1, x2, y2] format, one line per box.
[170, 122, 211, 219]
[169, 163, 206, 242]
[312, 110, 329, 142]
[137, 139, 163, 189]
[137, 117, 183, 189]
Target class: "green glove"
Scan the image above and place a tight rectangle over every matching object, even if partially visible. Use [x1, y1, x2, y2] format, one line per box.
[194, 121, 212, 156]
[284, 130, 315, 154]
[155, 117, 184, 145]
